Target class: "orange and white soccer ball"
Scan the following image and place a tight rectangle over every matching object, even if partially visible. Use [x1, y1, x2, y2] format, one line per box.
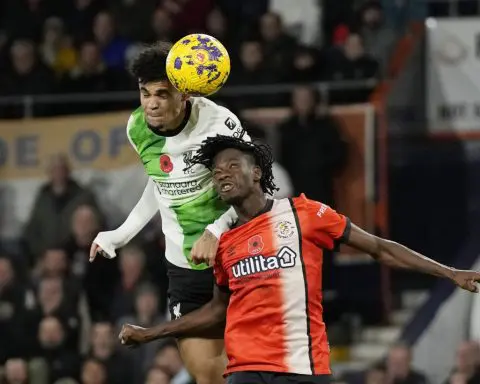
[166, 34, 231, 97]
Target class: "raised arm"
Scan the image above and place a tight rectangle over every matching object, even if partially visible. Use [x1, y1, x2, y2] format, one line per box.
[89, 178, 158, 261]
[119, 285, 230, 344]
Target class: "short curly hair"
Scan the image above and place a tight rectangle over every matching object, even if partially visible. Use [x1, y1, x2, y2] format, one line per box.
[129, 42, 172, 84]
[187, 135, 278, 195]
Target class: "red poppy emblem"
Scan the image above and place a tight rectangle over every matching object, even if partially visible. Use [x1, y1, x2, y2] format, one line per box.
[248, 235, 264, 255]
[160, 154, 173, 173]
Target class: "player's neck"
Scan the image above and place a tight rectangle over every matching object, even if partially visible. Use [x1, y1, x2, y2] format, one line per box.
[234, 193, 270, 226]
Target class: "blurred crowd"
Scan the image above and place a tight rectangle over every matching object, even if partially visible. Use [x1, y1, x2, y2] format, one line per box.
[0, 0, 396, 117]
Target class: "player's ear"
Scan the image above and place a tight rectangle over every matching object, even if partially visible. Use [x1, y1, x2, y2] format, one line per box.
[252, 166, 262, 183]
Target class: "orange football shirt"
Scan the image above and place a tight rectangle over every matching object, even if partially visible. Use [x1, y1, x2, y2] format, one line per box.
[214, 194, 351, 376]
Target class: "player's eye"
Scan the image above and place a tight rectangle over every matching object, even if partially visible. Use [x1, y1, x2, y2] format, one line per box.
[230, 163, 239, 169]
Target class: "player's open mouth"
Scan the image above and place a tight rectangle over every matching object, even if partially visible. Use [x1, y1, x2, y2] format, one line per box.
[220, 183, 234, 193]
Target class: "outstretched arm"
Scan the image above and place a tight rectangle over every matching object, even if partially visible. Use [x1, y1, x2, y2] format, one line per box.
[120, 285, 230, 344]
[346, 223, 480, 292]
[90, 178, 158, 260]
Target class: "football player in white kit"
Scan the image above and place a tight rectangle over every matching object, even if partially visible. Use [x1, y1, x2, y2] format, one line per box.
[89, 42, 246, 384]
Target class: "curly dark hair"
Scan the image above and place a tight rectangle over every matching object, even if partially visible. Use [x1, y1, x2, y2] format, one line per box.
[129, 42, 172, 84]
[188, 135, 278, 195]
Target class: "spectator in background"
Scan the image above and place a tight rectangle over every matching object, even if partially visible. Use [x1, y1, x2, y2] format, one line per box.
[149, 7, 175, 44]
[259, 12, 297, 82]
[359, 1, 396, 77]
[216, 0, 268, 39]
[386, 343, 428, 384]
[145, 368, 170, 384]
[278, 85, 347, 207]
[40, 17, 77, 76]
[92, 11, 130, 69]
[364, 365, 386, 384]
[61, 0, 104, 44]
[162, 0, 213, 37]
[205, 8, 233, 50]
[87, 322, 133, 384]
[109, 0, 157, 42]
[291, 45, 324, 83]
[35, 316, 80, 382]
[117, 283, 165, 382]
[153, 341, 192, 384]
[2, 0, 52, 41]
[449, 372, 468, 384]
[247, 125, 294, 199]
[445, 341, 480, 384]
[0, 257, 34, 363]
[23, 154, 98, 263]
[110, 245, 149, 320]
[3, 358, 29, 384]
[81, 358, 108, 384]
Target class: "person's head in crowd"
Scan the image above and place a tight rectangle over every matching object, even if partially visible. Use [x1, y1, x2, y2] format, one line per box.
[365, 365, 386, 384]
[240, 40, 263, 71]
[4, 358, 29, 384]
[145, 368, 170, 384]
[46, 153, 71, 190]
[343, 33, 365, 61]
[260, 12, 284, 42]
[293, 47, 316, 73]
[386, 343, 413, 380]
[38, 316, 65, 350]
[206, 8, 228, 41]
[154, 340, 184, 377]
[71, 205, 101, 247]
[38, 276, 64, 315]
[41, 247, 69, 277]
[119, 245, 146, 285]
[93, 12, 116, 47]
[135, 283, 160, 324]
[42, 17, 65, 47]
[81, 358, 107, 384]
[0, 256, 15, 290]
[292, 85, 318, 118]
[75, 0, 94, 11]
[151, 8, 173, 41]
[361, 2, 385, 30]
[10, 39, 36, 75]
[78, 41, 103, 74]
[450, 372, 468, 384]
[90, 322, 116, 360]
[454, 341, 479, 378]
[333, 24, 350, 46]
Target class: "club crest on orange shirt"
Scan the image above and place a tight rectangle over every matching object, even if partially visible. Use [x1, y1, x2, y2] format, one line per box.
[248, 235, 264, 255]
[274, 221, 295, 239]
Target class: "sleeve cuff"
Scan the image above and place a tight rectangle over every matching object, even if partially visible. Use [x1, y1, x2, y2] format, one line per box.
[206, 223, 222, 240]
[339, 217, 352, 243]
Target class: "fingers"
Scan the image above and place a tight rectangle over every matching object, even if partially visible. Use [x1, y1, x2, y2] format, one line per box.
[89, 243, 99, 263]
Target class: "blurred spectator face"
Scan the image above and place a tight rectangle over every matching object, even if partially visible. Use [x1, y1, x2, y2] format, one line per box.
[5, 359, 28, 384]
[136, 289, 158, 319]
[47, 154, 70, 186]
[38, 277, 63, 314]
[455, 341, 477, 374]
[260, 13, 283, 42]
[365, 367, 386, 384]
[450, 372, 468, 384]
[206, 8, 227, 37]
[294, 50, 315, 71]
[93, 12, 115, 46]
[38, 316, 64, 349]
[120, 247, 145, 282]
[72, 205, 100, 247]
[91, 323, 115, 359]
[155, 345, 184, 376]
[146, 368, 170, 384]
[0, 257, 14, 289]
[292, 86, 316, 117]
[43, 17, 64, 46]
[81, 359, 107, 384]
[10, 40, 36, 75]
[240, 41, 263, 71]
[362, 6, 383, 28]
[75, 0, 93, 10]
[79, 42, 102, 73]
[387, 345, 411, 379]
[344, 34, 365, 61]
[152, 8, 173, 38]
[42, 249, 68, 277]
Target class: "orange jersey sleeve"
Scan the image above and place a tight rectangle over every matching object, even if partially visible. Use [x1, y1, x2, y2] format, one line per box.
[213, 254, 229, 288]
[297, 194, 351, 249]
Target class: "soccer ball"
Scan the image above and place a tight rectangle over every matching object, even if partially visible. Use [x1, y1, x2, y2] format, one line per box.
[166, 34, 230, 97]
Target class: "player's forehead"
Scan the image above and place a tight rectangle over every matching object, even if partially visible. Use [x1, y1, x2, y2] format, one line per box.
[139, 80, 175, 93]
[213, 148, 249, 166]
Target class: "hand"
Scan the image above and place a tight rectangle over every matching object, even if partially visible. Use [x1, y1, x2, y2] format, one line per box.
[89, 232, 118, 262]
[89, 242, 108, 263]
[119, 324, 149, 347]
[451, 269, 480, 293]
[191, 229, 219, 267]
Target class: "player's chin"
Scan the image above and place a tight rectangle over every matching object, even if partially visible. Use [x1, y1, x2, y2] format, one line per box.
[218, 191, 241, 205]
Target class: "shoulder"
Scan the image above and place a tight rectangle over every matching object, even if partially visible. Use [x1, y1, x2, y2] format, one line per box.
[126, 106, 144, 135]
